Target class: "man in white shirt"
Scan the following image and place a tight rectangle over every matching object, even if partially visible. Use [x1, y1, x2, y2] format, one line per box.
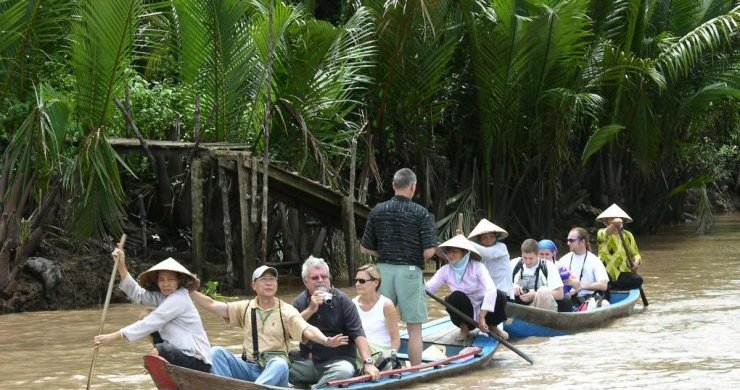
[557, 227, 609, 308]
[511, 239, 563, 311]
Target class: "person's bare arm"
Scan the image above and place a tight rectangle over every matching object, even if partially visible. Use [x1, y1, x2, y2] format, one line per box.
[111, 248, 130, 281]
[355, 336, 380, 378]
[383, 300, 401, 350]
[190, 291, 229, 319]
[301, 326, 349, 347]
[360, 245, 379, 257]
[551, 286, 564, 300]
[580, 280, 608, 293]
[423, 247, 436, 260]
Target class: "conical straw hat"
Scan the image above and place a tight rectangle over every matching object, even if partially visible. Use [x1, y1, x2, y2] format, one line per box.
[138, 257, 200, 291]
[437, 234, 481, 260]
[596, 203, 633, 224]
[467, 218, 509, 240]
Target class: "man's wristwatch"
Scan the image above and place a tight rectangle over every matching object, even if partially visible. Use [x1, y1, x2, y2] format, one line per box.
[364, 357, 374, 365]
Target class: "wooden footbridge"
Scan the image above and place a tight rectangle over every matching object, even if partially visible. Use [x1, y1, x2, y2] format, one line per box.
[109, 137, 370, 290]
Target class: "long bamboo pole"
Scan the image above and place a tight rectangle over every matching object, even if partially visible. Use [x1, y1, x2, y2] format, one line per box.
[86, 234, 127, 389]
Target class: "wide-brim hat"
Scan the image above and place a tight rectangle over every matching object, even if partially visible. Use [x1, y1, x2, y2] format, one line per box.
[596, 203, 633, 224]
[138, 257, 200, 292]
[467, 218, 509, 240]
[437, 234, 481, 260]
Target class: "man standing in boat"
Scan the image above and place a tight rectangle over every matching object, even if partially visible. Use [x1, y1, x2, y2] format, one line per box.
[360, 168, 437, 366]
[596, 204, 644, 290]
[190, 265, 348, 387]
[557, 227, 609, 309]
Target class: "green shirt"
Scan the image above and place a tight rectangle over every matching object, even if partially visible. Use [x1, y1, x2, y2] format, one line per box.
[597, 228, 642, 281]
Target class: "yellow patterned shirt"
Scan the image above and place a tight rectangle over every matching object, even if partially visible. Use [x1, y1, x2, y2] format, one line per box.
[597, 228, 642, 281]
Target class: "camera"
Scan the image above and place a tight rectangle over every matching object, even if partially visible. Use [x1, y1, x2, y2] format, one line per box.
[322, 291, 333, 306]
[316, 286, 333, 305]
[521, 288, 530, 294]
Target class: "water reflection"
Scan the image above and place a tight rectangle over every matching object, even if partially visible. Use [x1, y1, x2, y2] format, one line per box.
[1, 215, 738, 389]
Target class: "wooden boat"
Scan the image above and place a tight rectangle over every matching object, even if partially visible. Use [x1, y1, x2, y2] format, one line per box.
[504, 289, 641, 338]
[145, 316, 498, 389]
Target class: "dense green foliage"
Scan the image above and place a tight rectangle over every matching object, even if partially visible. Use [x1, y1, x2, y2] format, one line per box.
[1, 0, 738, 251]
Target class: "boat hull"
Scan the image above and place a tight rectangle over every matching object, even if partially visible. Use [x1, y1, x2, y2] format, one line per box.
[147, 316, 498, 389]
[504, 289, 641, 338]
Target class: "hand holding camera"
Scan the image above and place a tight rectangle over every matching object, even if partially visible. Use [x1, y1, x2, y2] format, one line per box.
[316, 285, 333, 306]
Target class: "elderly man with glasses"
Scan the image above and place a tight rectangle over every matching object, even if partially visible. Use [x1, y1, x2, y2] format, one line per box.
[290, 256, 380, 388]
[189, 265, 347, 387]
[556, 227, 609, 310]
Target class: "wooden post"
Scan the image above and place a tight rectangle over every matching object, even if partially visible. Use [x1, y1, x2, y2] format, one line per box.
[251, 157, 258, 224]
[341, 196, 356, 286]
[137, 194, 147, 252]
[218, 164, 234, 287]
[191, 156, 205, 278]
[238, 153, 255, 292]
[345, 137, 358, 285]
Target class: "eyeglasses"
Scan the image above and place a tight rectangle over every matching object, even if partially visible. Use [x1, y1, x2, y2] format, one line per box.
[309, 275, 330, 281]
[566, 238, 581, 243]
[354, 278, 375, 284]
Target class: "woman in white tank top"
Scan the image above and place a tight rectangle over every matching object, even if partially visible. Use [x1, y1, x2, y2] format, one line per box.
[352, 264, 400, 353]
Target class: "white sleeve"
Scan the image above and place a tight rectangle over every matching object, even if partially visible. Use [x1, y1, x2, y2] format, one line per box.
[591, 255, 609, 282]
[545, 261, 564, 289]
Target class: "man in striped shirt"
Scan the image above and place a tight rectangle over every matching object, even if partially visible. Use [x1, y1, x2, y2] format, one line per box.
[360, 168, 437, 366]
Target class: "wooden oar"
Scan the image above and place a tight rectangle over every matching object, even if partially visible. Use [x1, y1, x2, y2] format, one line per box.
[615, 229, 649, 306]
[86, 234, 127, 390]
[327, 346, 482, 387]
[425, 290, 533, 364]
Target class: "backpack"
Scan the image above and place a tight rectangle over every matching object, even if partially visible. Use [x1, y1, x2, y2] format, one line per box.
[512, 258, 549, 292]
[512, 259, 548, 280]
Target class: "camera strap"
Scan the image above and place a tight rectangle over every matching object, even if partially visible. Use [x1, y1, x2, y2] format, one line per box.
[251, 307, 259, 361]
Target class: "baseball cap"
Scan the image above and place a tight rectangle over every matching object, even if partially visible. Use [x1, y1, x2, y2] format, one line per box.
[252, 265, 278, 282]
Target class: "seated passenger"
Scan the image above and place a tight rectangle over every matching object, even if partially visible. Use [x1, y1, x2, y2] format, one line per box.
[290, 256, 379, 388]
[538, 239, 575, 312]
[510, 239, 564, 311]
[352, 264, 401, 369]
[93, 249, 211, 372]
[557, 227, 609, 310]
[468, 219, 514, 300]
[190, 265, 347, 387]
[425, 234, 509, 341]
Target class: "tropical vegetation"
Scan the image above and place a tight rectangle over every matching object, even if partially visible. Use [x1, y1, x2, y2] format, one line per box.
[1, 0, 738, 298]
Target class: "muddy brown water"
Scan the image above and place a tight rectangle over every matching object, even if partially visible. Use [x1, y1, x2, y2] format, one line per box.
[1, 214, 738, 389]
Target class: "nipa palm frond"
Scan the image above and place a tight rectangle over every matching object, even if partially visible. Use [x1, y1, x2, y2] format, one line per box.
[655, 5, 740, 83]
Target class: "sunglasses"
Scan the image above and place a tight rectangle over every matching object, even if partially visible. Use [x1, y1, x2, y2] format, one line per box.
[566, 238, 581, 243]
[354, 277, 375, 284]
[310, 275, 330, 281]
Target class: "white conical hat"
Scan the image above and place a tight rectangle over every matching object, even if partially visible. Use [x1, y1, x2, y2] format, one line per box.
[467, 218, 509, 240]
[596, 203, 633, 224]
[437, 234, 481, 260]
[138, 257, 199, 291]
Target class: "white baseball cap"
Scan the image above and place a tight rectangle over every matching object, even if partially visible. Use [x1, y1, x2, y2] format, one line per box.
[252, 265, 278, 282]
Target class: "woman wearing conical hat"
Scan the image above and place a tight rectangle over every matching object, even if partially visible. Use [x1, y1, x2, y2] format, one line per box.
[467, 219, 514, 299]
[596, 203, 644, 290]
[425, 235, 509, 341]
[93, 248, 212, 372]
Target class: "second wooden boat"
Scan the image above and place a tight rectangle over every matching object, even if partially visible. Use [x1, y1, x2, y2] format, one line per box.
[504, 289, 641, 338]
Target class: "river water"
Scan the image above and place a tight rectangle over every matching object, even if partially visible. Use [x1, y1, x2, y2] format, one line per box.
[1, 215, 738, 389]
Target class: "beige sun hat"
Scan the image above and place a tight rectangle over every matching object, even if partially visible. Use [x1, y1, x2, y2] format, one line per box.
[467, 218, 509, 240]
[138, 257, 200, 292]
[437, 234, 481, 260]
[596, 203, 633, 224]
